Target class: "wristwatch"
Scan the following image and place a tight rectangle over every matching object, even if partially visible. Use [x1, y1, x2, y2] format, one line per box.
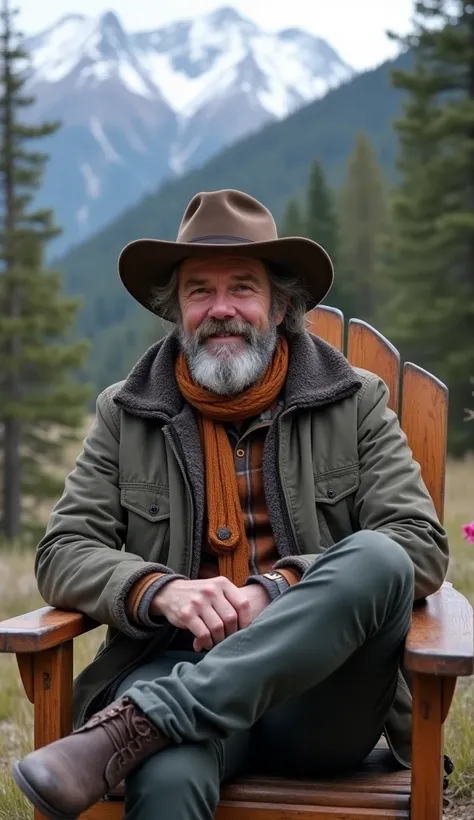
[245, 570, 290, 601]
[262, 571, 290, 596]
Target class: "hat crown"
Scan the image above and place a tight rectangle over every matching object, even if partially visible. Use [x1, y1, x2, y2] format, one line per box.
[177, 189, 278, 244]
[118, 187, 333, 318]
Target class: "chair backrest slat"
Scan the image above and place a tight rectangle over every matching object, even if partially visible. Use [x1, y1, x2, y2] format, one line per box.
[304, 306, 447, 519]
[307, 305, 344, 351]
[346, 319, 400, 413]
[400, 363, 448, 523]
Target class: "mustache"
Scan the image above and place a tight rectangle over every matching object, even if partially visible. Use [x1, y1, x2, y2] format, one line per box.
[192, 318, 255, 344]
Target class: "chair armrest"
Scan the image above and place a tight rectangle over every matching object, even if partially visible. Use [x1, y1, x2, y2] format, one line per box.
[404, 582, 474, 676]
[0, 606, 99, 653]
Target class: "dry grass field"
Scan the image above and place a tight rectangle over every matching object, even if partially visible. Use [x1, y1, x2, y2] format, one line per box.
[0, 452, 473, 818]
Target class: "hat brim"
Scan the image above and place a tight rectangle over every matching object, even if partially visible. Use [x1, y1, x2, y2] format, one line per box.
[118, 236, 334, 317]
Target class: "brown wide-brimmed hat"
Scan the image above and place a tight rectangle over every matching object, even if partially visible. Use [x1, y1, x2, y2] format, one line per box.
[118, 188, 334, 316]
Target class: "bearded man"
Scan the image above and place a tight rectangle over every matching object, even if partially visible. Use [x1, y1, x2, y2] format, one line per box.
[13, 189, 449, 820]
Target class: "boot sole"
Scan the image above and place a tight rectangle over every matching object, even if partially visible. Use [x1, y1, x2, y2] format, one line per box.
[12, 761, 78, 820]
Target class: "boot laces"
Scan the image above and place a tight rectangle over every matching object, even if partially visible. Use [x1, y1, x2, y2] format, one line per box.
[102, 701, 157, 769]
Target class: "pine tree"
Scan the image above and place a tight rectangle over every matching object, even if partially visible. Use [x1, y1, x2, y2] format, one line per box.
[280, 165, 340, 307]
[336, 133, 387, 322]
[305, 160, 338, 261]
[0, 1, 90, 539]
[280, 196, 305, 236]
[383, 1, 474, 454]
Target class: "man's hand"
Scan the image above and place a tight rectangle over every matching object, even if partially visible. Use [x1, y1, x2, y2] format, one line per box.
[151, 577, 271, 652]
[151, 576, 252, 652]
[242, 583, 271, 624]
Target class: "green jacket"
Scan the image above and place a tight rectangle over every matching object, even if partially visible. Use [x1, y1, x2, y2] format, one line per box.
[35, 330, 449, 767]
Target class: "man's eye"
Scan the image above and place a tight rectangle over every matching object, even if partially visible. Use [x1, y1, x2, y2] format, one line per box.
[235, 283, 252, 291]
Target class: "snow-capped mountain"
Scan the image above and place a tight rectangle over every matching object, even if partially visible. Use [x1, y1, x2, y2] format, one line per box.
[24, 7, 354, 254]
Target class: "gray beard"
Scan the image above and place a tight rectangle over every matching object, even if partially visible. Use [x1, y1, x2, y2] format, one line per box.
[179, 318, 278, 396]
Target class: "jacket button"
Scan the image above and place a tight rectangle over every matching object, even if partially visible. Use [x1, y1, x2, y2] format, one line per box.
[217, 527, 231, 541]
[327, 489, 336, 499]
[149, 504, 159, 514]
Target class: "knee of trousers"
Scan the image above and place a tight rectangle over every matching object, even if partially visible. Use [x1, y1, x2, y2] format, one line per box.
[125, 740, 222, 810]
[305, 530, 415, 601]
[340, 530, 415, 593]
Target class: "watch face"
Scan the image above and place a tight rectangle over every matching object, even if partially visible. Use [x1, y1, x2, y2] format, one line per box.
[264, 572, 282, 580]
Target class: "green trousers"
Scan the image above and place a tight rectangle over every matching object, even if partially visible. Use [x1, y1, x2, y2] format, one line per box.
[118, 531, 414, 819]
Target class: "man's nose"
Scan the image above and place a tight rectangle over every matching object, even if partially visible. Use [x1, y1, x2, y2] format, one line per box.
[207, 295, 236, 320]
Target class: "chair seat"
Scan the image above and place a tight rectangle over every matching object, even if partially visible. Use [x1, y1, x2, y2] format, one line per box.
[221, 746, 410, 808]
[82, 745, 411, 819]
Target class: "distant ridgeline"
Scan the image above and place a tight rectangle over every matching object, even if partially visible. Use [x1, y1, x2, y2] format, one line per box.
[27, 8, 354, 256]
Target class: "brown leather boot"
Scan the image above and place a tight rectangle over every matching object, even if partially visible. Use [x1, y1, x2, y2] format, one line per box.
[12, 696, 168, 820]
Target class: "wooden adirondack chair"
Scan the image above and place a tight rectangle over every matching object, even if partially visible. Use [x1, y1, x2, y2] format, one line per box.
[1, 306, 473, 820]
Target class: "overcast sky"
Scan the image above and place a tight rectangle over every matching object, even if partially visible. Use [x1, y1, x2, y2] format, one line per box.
[17, 1, 414, 71]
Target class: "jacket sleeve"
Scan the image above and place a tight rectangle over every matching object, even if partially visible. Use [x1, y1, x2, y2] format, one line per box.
[275, 374, 449, 601]
[352, 374, 449, 600]
[35, 387, 181, 639]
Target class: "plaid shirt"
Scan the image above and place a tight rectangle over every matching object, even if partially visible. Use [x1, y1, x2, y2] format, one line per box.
[127, 401, 300, 630]
[199, 402, 283, 580]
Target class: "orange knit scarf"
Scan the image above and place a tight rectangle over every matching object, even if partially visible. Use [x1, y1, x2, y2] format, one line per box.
[175, 337, 289, 587]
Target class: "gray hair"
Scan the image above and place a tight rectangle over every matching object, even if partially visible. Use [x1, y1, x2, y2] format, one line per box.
[149, 262, 310, 334]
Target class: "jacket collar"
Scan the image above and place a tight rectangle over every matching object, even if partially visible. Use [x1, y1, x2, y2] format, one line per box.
[113, 327, 363, 419]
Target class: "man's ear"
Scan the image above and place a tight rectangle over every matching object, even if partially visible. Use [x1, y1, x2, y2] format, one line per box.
[274, 301, 288, 327]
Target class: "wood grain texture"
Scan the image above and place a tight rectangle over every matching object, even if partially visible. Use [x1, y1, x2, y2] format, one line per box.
[215, 804, 408, 819]
[219, 786, 407, 809]
[404, 583, 474, 676]
[306, 305, 344, 351]
[82, 801, 408, 820]
[441, 677, 457, 724]
[410, 674, 444, 820]
[401, 363, 448, 522]
[33, 643, 74, 820]
[346, 320, 400, 412]
[82, 748, 410, 819]
[33, 643, 73, 747]
[16, 653, 34, 702]
[0, 605, 98, 652]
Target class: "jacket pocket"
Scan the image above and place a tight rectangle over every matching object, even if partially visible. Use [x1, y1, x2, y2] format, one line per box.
[314, 465, 360, 548]
[120, 483, 171, 564]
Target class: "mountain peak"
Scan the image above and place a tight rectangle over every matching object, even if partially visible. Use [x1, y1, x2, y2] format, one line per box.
[98, 10, 124, 30]
[205, 6, 253, 27]
[24, 7, 354, 256]
[95, 9, 128, 51]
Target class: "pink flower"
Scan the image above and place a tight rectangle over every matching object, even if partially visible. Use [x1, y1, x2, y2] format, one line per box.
[462, 522, 474, 544]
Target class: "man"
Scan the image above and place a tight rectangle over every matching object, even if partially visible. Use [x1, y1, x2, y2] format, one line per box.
[13, 189, 448, 820]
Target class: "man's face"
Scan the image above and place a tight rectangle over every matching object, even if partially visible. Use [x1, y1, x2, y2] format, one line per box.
[177, 255, 285, 395]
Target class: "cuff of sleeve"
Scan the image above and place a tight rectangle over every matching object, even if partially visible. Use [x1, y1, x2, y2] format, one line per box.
[126, 572, 165, 623]
[245, 571, 290, 601]
[276, 567, 302, 586]
[273, 555, 312, 577]
[136, 573, 187, 627]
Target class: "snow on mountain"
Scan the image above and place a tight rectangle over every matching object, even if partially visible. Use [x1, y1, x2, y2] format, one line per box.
[23, 7, 354, 254]
[28, 13, 159, 98]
